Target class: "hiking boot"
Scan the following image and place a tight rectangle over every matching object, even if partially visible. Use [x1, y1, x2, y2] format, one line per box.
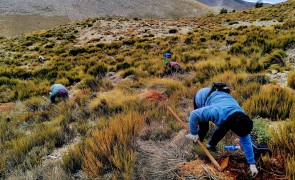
[206, 144, 217, 152]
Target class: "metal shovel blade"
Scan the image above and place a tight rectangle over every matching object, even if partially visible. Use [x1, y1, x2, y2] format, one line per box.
[220, 156, 229, 171]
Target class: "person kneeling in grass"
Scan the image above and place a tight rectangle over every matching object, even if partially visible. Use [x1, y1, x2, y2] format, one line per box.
[49, 84, 69, 103]
[186, 82, 258, 178]
[164, 61, 182, 74]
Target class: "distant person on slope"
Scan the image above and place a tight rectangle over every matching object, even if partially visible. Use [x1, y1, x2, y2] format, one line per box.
[186, 82, 258, 178]
[49, 84, 69, 103]
[163, 52, 172, 59]
[164, 61, 182, 74]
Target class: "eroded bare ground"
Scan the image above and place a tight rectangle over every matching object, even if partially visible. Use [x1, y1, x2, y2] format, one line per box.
[0, 14, 70, 37]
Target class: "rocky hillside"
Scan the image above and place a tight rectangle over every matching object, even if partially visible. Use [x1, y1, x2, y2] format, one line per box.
[0, 0, 211, 20]
[0, 0, 294, 179]
[0, 0, 212, 37]
[197, 0, 256, 10]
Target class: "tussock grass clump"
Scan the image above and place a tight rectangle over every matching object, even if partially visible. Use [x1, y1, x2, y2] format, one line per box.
[15, 81, 39, 100]
[209, 71, 246, 88]
[0, 124, 61, 177]
[287, 71, 295, 89]
[243, 84, 294, 120]
[120, 67, 149, 78]
[146, 78, 184, 97]
[260, 49, 286, 69]
[194, 59, 229, 83]
[62, 142, 84, 174]
[88, 89, 138, 115]
[23, 97, 50, 112]
[232, 82, 261, 104]
[269, 118, 295, 179]
[82, 112, 145, 179]
[87, 63, 108, 78]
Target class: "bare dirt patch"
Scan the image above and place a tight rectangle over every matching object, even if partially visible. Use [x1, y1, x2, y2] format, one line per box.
[0, 14, 70, 37]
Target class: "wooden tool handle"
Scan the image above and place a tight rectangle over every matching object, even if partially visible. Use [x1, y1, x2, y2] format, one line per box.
[167, 106, 222, 171]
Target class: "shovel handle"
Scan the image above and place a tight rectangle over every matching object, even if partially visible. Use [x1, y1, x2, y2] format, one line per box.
[167, 106, 222, 171]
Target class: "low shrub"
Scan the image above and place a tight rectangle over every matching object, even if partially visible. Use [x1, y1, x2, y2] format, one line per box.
[69, 48, 87, 56]
[88, 90, 138, 115]
[23, 97, 50, 112]
[168, 29, 178, 34]
[260, 49, 286, 69]
[269, 118, 295, 179]
[243, 84, 294, 120]
[146, 78, 184, 97]
[252, 118, 271, 146]
[82, 112, 145, 179]
[87, 63, 108, 78]
[62, 143, 84, 173]
[232, 82, 261, 104]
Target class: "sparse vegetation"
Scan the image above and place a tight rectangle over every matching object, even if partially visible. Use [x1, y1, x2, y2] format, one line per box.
[0, 1, 294, 179]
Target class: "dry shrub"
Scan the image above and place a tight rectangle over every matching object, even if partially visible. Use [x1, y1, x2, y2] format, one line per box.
[62, 142, 84, 174]
[194, 59, 228, 83]
[232, 82, 261, 104]
[23, 96, 50, 112]
[269, 119, 295, 179]
[139, 90, 167, 102]
[242, 84, 294, 120]
[146, 78, 184, 97]
[260, 49, 286, 69]
[209, 71, 246, 88]
[88, 89, 138, 115]
[82, 112, 145, 179]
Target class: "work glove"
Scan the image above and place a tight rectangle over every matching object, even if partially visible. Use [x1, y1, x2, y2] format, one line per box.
[249, 164, 258, 178]
[185, 134, 199, 142]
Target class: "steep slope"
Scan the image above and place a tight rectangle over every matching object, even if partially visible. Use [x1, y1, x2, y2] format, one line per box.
[0, 0, 212, 37]
[0, 1, 294, 179]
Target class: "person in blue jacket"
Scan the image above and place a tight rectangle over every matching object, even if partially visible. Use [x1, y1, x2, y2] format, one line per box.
[186, 82, 258, 178]
[49, 84, 69, 103]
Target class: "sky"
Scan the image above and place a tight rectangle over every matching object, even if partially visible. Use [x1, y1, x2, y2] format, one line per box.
[243, 0, 287, 4]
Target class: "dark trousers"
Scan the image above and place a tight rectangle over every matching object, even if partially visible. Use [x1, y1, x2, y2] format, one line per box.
[198, 122, 229, 146]
[198, 112, 253, 147]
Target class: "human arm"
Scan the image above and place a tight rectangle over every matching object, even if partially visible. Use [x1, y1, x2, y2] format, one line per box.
[189, 107, 213, 135]
[239, 134, 255, 164]
[240, 134, 258, 177]
[49, 92, 56, 103]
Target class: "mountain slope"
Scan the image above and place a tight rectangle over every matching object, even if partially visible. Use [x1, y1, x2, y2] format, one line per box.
[0, 0, 212, 20]
[0, 0, 212, 37]
[0, 1, 294, 179]
[197, 0, 256, 10]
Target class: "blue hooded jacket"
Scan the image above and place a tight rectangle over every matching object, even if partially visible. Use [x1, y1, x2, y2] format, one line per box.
[189, 87, 255, 164]
[49, 84, 68, 103]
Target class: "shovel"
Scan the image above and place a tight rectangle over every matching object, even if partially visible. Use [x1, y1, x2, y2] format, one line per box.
[167, 106, 229, 171]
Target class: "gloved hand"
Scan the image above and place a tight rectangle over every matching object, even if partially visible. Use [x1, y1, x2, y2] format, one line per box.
[185, 134, 199, 142]
[249, 164, 258, 178]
